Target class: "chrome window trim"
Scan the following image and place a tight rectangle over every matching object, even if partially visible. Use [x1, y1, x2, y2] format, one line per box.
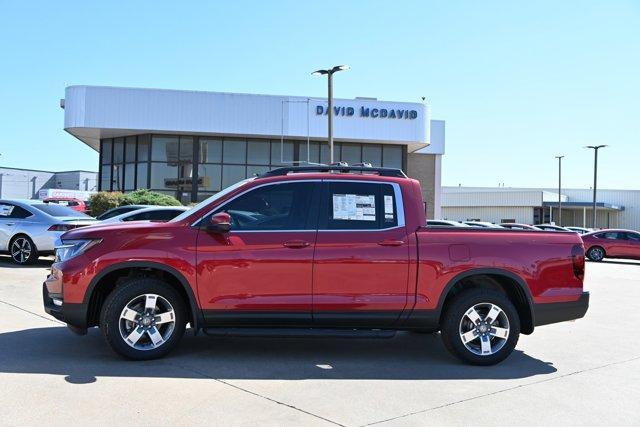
[191, 178, 406, 232]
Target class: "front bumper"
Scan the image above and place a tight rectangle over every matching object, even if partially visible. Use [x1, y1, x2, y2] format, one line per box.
[43, 277, 88, 335]
[533, 291, 590, 327]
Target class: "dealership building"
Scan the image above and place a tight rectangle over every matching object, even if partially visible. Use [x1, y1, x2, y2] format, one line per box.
[61, 85, 446, 217]
[442, 186, 640, 231]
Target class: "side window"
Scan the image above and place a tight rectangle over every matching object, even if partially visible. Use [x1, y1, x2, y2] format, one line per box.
[215, 182, 319, 231]
[321, 182, 399, 230]
[0, 204, 15, 218]
[123, 211, 149, 221]
[146, 210, 180, 221]
[0, 204, 32, 219]
[624, 232, 640, 241]
[601, 232, 623, 240]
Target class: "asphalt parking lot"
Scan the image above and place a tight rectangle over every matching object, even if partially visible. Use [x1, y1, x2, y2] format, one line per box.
[0, 256, 639, 426]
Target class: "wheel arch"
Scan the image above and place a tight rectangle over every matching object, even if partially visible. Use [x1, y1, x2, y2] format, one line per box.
[83, 261, 202, 332]
[437, 268, 535, 334]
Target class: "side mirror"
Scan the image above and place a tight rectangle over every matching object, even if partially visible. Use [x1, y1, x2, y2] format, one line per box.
[207, 212, 231, 233]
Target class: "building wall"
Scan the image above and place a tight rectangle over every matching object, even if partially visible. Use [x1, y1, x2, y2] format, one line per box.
[442, 206, 534, 224]
[0, 167, 97, 200]
[407, 153, 438, 219]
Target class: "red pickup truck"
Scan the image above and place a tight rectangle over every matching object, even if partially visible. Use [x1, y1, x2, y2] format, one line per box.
[43, 166, 589, 365]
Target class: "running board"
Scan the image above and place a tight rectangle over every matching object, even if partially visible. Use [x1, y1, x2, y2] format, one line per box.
[202, 327, 397, 339]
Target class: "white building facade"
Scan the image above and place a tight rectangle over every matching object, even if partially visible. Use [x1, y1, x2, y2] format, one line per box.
[62, 86, 445, 216]
[442, 187, 637, 231]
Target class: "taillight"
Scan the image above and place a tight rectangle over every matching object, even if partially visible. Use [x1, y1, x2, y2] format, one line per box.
[571, 244, 585, 280]
[48, 224, 77, 232]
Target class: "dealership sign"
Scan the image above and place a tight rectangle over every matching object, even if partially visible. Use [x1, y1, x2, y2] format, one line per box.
[316, 105, 418, 120]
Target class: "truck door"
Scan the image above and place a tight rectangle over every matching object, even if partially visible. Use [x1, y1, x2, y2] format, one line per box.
[196, 181, 320, 326]
[312, 180, 410, 327]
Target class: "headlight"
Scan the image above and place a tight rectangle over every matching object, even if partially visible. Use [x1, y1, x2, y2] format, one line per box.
[55, 239, 102, 262]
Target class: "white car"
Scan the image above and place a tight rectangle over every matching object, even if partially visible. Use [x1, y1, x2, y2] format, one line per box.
[426, 220, 472, 227]
[0, 199, 97, 264]
[565, 226, 593, 234]
[463, 221, 504, 228]
[99, 206, 189, 224]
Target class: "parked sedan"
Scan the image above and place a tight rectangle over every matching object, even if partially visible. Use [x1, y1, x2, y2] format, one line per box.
[565, 226, 593, 234]
[95, 204, 148, 220]
[534, 224, 574, 232]
[0, 199, 97, 264]
[426, 220, 472, 227]
[582, 229, 640, 261]
[499, 223, 542, 231]
[99, 206, 189, 224]
[463, 221, 504, 228]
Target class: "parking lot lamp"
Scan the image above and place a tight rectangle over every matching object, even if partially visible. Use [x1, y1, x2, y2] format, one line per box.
[585, 145, 607, 229]
[555, 156, 564, 226]
[312, 65, 350, 163]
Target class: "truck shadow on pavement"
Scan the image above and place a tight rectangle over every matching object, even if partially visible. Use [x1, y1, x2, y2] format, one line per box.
[0, 326, 556, 384]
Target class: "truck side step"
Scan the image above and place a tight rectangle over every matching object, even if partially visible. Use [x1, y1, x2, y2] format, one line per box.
[202, 327, 397, 339]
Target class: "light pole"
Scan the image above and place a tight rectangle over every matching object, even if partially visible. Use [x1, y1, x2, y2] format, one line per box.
[585, 145, 607, 229]
[312, 65, 350, 163]
[555, 155, 564, 226]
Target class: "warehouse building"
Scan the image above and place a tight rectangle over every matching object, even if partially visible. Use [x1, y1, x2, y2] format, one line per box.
[0, 166, 97, 200]
[442, 186, 639, 231]
[61, 85, 446, 217]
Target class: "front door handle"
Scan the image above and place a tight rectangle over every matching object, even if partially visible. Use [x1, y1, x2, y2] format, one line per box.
[378, 239, 405, 247]
[4, 223, 15, 226]
[283, 240, 310, 249]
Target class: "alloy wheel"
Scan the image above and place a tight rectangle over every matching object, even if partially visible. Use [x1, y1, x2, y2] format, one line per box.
[459, 302, 510, 356]
[589, 247, 604, 261]
[119, 294, 176, 351]
[11, 238, 32, 264]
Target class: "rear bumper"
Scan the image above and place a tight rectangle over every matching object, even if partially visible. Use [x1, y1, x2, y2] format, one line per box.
[533, 291, 589, 327]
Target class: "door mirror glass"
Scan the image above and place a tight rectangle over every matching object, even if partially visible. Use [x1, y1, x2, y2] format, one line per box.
[208, 212, 231, 233]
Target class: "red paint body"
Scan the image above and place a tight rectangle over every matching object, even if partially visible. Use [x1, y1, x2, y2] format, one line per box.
[48, 173, 587, 332]
[582, 229, 640, 260]
[43, 197, 88, 213]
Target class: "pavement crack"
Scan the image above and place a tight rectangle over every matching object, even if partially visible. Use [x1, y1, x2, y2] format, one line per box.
[0, 299, 64, 325]
[363, 355, 640, 426]
[165, 361, 346, 426]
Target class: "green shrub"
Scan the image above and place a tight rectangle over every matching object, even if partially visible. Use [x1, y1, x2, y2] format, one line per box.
[121, 189, 182, 207]
[89, 191, 124, 217]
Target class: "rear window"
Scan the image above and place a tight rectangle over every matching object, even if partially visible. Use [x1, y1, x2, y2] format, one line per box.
[31, 204, 90, 217]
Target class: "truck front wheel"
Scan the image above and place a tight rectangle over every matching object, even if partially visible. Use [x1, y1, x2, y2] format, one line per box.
[440, 289, 520, 365]
[100, 278, 187, 360]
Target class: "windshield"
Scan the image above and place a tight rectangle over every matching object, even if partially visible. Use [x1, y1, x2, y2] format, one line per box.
[170, 178, 255, 223]
[31, 203, 91, 218]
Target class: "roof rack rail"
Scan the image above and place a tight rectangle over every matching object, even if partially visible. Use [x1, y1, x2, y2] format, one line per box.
[259, 165, 407, 178]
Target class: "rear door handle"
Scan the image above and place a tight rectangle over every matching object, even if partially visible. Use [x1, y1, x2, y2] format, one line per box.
[4, 223, 15, 226]
[378, 239, 405, 247]
[283, 240, 310, 249]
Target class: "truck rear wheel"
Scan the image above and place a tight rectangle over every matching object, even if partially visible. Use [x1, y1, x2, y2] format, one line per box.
[100, 278, 187, 360]
[440, 289, 520, 365]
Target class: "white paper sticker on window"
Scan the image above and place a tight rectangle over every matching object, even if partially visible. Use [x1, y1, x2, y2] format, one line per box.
[384, 195, 394, 220]
[332, 194, 376, 221]
[0, 205, 14, 217]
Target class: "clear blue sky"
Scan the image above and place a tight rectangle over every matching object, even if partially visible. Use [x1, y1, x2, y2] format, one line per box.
[1, 1, 638, 189]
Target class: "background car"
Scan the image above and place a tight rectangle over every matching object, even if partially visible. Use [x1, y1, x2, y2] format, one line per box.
[565, 226, 593, 234]
[43, 197, 88, 213]
[0, 199, 97, 264]
[463, 221, 504, 228]
[534, 224, 574, 232]
[95, 205, 148, 220]
[99, 206, 189, 224]
[582, 229, 640, 261]
[426, 220, 471, 227]
[499, 223, 542, 231]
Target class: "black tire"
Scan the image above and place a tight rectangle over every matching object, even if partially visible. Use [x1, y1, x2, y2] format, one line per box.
[586, 246, 605, 262]
[100, 278, 187, 360]
[9, 235, 38, 265]
[440, 289, 520, 366]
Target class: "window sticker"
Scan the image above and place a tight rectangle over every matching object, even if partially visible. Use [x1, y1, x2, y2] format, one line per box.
[332, 194, 376, 221]
[0, 205, 14, 217]
[384, 195, 394, 220]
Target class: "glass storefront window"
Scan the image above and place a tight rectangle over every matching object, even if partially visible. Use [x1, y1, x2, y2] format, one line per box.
[223, 139, 246, 164]
[271, 140, 294, 165]
[247, 140, 271, 165]
[137, 137, 149, 161]
[297, 141, 319, 164]
[100, 168, 111, 191]
[383, 145, 403, 168]
[340, 143, 361, 165]
[179, 137, 193, 163]
[247, 165, 270, 177]
[200, 138, 222, 163]
[152, 136, 179, 163]
[125, 137, 136, 162]
[150, 163, 178, 190]
[112, 164, 124, 191]
[362, 145, 382, 167]
[113, 138, 124, 164]
[320, 142, 331, 164]
[124, 164, 135, 190]
[222, 165, 246, 188]
[101, 139, 112, 164]
[198, 164, 222, 192]
[137, 163, 148, 188]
